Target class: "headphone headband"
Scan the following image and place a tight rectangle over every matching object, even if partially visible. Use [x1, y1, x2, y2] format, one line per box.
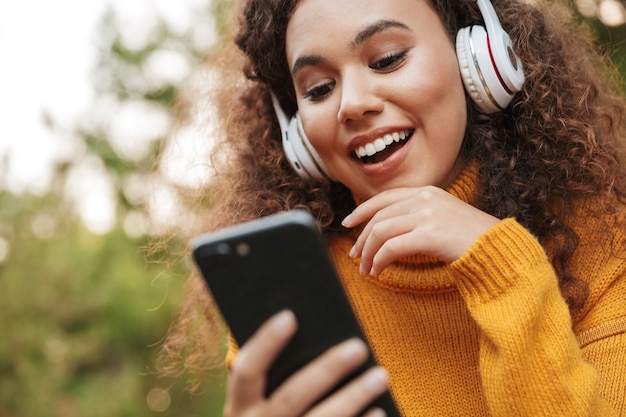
[477, 0, 524, 92]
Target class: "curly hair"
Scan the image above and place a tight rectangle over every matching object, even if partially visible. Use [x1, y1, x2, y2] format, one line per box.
[158, 0, 626, 388]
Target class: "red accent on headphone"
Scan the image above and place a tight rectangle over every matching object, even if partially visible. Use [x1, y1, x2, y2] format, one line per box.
[486, 35, 513, 95]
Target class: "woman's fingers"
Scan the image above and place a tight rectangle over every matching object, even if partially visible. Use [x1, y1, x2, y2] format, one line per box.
[362, 407, 389, 417]
[343, 187, 501, 274]
[343, 188, 413, 230]
[346, 188, 445, 266]
[225, 310, 297, 415]
[226, 312, 389, 417]
[304, 366, 390, 417]
[344, 188, 433, 258]
[357, 213, 424, 276]
[267, 338, 373, 416]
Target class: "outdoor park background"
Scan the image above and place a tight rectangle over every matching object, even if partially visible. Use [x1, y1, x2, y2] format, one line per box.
[1, 0, 625, 416]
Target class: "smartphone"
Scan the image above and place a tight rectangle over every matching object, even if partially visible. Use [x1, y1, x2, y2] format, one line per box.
[191, 209, 399, 416]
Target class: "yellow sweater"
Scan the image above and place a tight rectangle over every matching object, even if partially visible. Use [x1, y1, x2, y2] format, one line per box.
[328, 166, 626, 416]
[225, 165, 626, 416]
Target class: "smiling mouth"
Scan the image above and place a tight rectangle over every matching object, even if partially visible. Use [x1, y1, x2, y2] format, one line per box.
[353, 129, 414, 164]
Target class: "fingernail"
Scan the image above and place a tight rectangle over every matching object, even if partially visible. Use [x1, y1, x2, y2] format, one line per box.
[369, 408, 388, 417]
[340, 338, 367, 361]
[359, 263, 366, 276]
[363, 367, 388, 393]
[271, 310, 295, 336]
[341, 215, 352, 227]
[349, 245, 357, 258]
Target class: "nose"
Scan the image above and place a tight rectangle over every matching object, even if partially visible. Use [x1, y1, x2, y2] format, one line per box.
[337, 69, 383, 124]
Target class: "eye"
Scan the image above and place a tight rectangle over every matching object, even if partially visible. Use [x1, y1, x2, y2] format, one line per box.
[370, 51, 408, 71]
[304, 81, 336, 101]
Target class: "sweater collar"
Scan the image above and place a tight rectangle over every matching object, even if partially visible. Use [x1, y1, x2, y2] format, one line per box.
[445, 162, 479, 205]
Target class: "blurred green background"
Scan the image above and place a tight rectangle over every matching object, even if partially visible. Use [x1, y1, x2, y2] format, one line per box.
[0, 1, 624, 416]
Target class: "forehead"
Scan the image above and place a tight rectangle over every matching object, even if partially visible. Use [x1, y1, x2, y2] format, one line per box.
[286, 0, 438, 54]
[289, 0, 426, 17]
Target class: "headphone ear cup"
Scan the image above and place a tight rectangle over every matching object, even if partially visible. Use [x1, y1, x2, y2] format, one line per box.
[456, 25, 507, 113]
[293, 114, 335, 181]
[271, 93, 333, 181]
[280, 115, 311, 179]
[456, 0, 525, 113]
[456, 26, 496, 113]
[283, 113, 334, 181]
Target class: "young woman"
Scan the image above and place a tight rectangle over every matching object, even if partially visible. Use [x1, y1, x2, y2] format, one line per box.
[160, 0, 626, 415]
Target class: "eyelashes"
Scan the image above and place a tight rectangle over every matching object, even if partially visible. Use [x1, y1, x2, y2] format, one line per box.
[302, 50, 409, 102]
[370, 50, 408, 71]
[304, 81, 336, 101]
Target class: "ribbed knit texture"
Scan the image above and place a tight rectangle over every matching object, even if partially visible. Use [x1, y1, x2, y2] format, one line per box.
[225, 165, 626, 416]
[326, 166, 626, 416]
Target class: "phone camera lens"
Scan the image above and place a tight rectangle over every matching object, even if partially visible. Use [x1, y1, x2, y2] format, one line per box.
[215, 243, 231, 255]
[236, 242, 250, 257]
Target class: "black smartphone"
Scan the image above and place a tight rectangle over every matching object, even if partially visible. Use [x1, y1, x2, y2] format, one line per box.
[191, 209, 400, 416]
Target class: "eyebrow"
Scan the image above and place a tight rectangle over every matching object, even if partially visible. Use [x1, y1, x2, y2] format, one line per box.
[291, 19, 411, 77]
[291, 55, 326, 77]
[353, 19, 410, 47]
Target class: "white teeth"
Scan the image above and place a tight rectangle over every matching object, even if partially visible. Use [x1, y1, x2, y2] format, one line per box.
[355, 130, 411, 159]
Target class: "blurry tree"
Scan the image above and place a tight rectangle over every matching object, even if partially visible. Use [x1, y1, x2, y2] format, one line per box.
[0, 190, 222, 417]
[570, 0, 626, 89]
[0, 1, 233, 416]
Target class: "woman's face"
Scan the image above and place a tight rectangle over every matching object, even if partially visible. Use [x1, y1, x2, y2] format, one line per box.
[286, 0, 468, 201]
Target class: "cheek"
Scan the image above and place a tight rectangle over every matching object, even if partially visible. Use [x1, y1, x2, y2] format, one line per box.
[412, 59, 467, 130]
[300, 109, 337, 155]
[444, 77, 468, 139]
[426, 92, 467, 154]
[412, 44, 464, 96]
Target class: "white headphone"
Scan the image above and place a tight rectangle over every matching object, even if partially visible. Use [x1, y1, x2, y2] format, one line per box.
[271, 94, 336, 181]
[273, 0, 525, 181]
[456, 0, 525, 113]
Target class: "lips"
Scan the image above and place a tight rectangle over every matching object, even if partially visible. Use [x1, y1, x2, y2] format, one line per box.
[353, 129, 413, 164]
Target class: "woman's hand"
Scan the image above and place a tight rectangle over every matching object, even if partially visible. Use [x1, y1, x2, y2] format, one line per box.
[342, 186, 501, 276]
[225, 310, 390, 417]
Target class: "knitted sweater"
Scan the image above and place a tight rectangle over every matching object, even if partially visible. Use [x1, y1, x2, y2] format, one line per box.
[224, 165, 626, 416]
[328, 165, 626, 416]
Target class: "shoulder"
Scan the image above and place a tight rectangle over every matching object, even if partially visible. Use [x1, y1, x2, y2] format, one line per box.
[570, 196, 626, 331]
[570, 196, 626, 261]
